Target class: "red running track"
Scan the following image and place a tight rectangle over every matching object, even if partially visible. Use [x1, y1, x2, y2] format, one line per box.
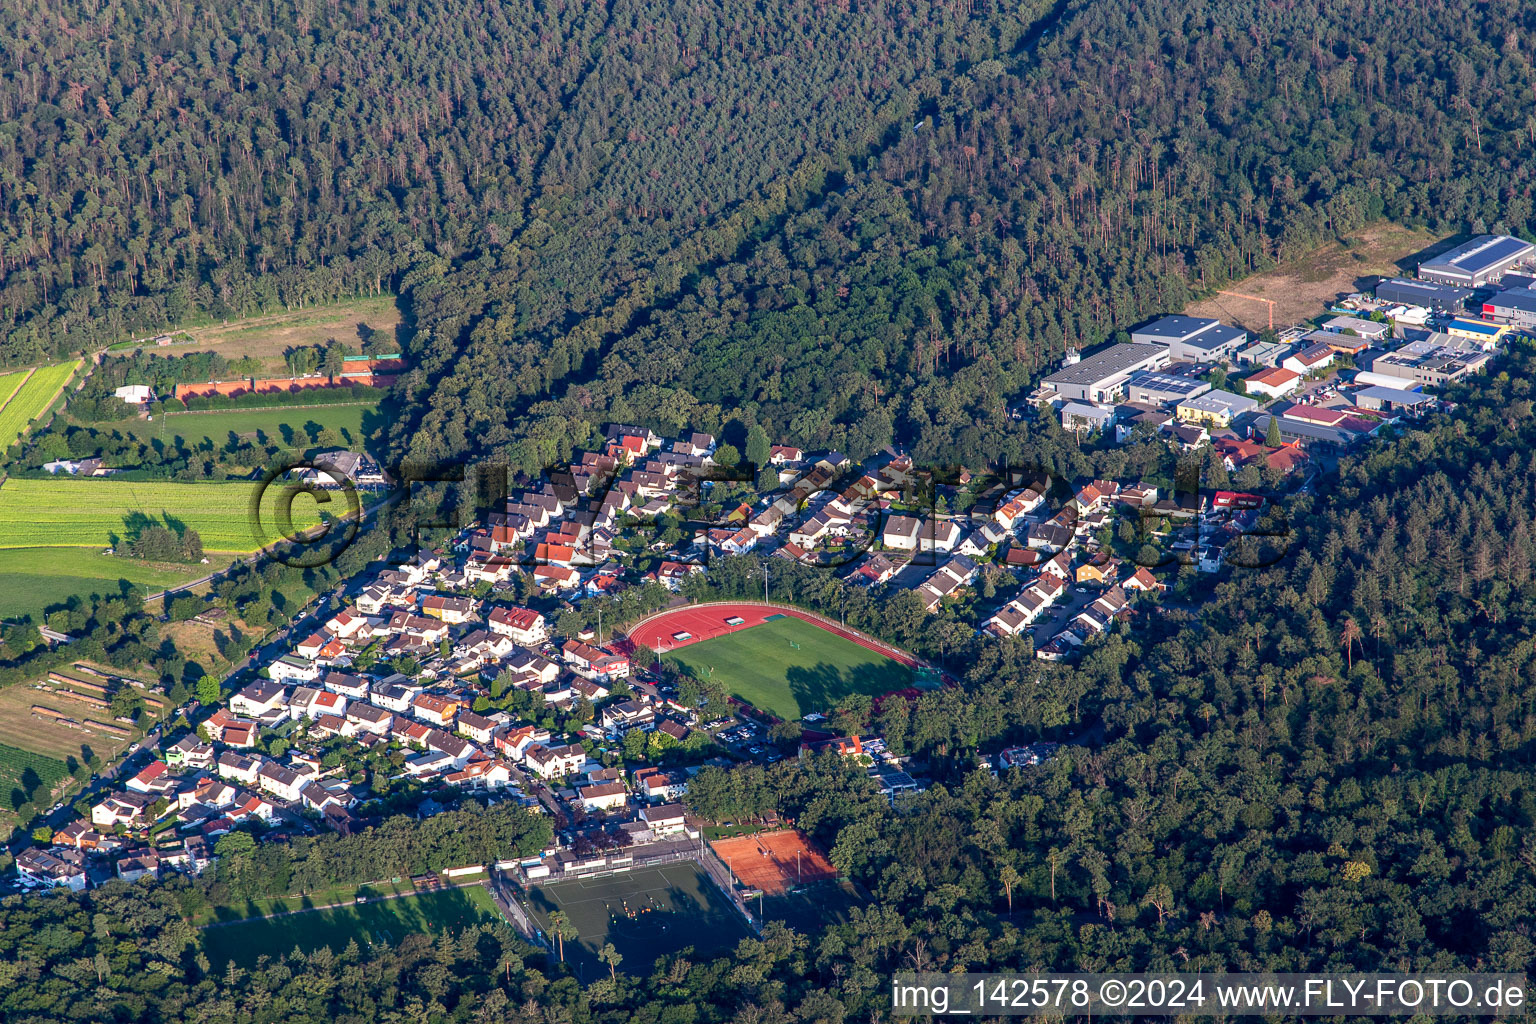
[621, 601, 939, 677]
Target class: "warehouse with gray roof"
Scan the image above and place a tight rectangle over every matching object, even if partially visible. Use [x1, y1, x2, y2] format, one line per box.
[1041, 344, 1169, 403]
[1417, 234, 1536, 287]
[1131, 315, 1248, 362]
[1376, 277, 1471, 310]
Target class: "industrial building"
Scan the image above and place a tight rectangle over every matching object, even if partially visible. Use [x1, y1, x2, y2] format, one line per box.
[1131, 316, 1248, 362]
[1444, 319, 1509, 345]
[1375, 278, 1471, 310]
[1363, 345, 1493, 388]
[1481, 286, 1536, 328]
[1124, 371, 1210, 406]
[1175, 389, 1260, 428]
[1243, 366, 1302, 400]
[1417, 234, 1535, 287]
[1237, 339, 1295, 367]
[1041, 344, 1168, 403]
[1321, 316, 1391, 342]
[1352, 386, 1436, 415]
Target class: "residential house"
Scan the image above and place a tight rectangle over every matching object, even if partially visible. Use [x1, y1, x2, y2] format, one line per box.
[523, 742, 586, 779]
[125, 760, 176, 796]
[17, 847, 87, 891]
[91, 792, 154, 829]
[601, 700, 655, 733]
[421, 594, 478, 624]
[164, 735, 213, 770]
[411, 693, 461, 727]
[117, 851, 161, 884]
[230, 680, 288, 719]
[881, 515, 922, 551]
[345, 703, 394, 736]
[268, 654, 320, 683]
[578, 781, 629, 813]
[216, 752, 264, 786]
[456, 710, 499, 745]
[487, 606, 548, 645]
[322, 671, 372, 700]
[638, 803, 689, 837]
[256, 763, 306, 803]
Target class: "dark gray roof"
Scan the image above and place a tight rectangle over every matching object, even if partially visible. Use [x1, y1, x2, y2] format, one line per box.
[1042, 344, 1165, 386]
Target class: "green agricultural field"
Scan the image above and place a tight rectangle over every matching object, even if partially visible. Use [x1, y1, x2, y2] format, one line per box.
[0, 361, 81, 451]
[663, 616, 914, 720]
[120, 403, 380, 450]
[525, 862, 750, 976]
[199, 885, 501, 968]
[0, 477, 349, 553]
[0, 370, 33, 410]
[0, 547, 230, 617]
[0, 742, 70, 818]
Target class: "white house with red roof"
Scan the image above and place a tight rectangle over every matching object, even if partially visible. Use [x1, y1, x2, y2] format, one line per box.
[487, 606, 548, 645]
[125, 760, 172, 795]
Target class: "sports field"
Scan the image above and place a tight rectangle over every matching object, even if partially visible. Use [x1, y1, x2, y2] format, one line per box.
[524, 862, 750, 975]
[0, 360, 82, 451]
[199, 885, 500, 967]
[711, 830, 838, 895]
[0, 477, 350, 553]
[660, 616, 914, 720]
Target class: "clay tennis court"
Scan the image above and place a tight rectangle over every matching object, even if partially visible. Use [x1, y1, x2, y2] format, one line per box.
[711, 830, 838, 895]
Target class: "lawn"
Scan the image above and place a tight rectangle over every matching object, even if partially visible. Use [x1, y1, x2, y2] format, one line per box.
[171, 295, 402, 374]
[524, 861, 750, 977]
[199, 884, 500, 967]
[119, 403, 381, 451]
[663, 616, 914, 720]
[0, 477, 350, 553]
[0, 360, 82, 451]
[0, 547, 231, 618]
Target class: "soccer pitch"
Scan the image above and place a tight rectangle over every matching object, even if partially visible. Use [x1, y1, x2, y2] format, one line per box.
[199, 885, 500, 967]
[663, 616, 914, 720]
[524, 862, 749, 975]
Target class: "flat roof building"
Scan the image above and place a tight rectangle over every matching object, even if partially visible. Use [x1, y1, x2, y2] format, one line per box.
[1321, 315, 1391, 341]
[1124, 371, 1211, 406]
[1237, 339, 1295, 367]
[1041, 344, 1169, 403]
[1376, 278, 1471, 311]
[1175, 389, 1260, 428]
[1365, 343, 1493, 387]
[1418, 234, 1535, 287]
[1059, 402, 1115, 433]
[1131, 316, 1248, 362]
[1481, 286, 1536, 328]
[1352, 385, 1436, 414]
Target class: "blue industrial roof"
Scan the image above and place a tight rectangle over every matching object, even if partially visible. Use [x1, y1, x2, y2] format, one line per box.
[1421, 235, 1535, 276]
[1447, 319, 1501, 336]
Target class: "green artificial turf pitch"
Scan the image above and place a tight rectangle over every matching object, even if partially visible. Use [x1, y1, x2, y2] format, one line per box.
[524, 862, 750, 976]
[663, 616, 913, 720]
[199, 885, 499, 967]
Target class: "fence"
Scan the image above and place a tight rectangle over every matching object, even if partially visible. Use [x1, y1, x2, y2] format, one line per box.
[488, 872, 550, 951]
